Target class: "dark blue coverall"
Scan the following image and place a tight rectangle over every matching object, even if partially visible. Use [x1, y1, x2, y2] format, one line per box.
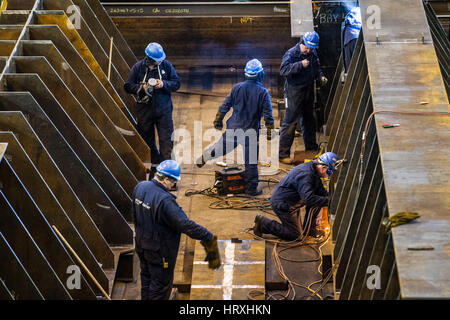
[342, 21, 361, 72]
[279, 44, 324, 157]
[205, 79, 274, 193]
[259, 161, 328, 240]
[132, 179, 212, 300]
[125, 59, 180, 164]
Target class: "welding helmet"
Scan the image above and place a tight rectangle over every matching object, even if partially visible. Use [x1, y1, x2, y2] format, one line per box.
[145, 42, 166, 63]
[318, 152, 339, 176]
[156, 160, 181, 181]
[302, 31, 319, 49]
[244, 59, 264, 82]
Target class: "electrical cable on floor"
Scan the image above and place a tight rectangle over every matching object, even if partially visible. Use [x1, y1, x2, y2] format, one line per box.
[246, 207, 332, 300]
[185, 183, 279, 216]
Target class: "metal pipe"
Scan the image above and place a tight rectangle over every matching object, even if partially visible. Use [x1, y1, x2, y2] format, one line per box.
[52, 225, 111, 300]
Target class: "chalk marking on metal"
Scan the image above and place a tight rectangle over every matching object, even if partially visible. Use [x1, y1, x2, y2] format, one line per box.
[96, 203, 111, 209]
[115, 125, 136, 136]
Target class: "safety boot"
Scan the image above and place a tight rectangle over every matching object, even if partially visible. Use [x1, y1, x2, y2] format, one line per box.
[253, 214, 264, 237]
[246, 188, 263, 197]
[279, 157, 293, 165]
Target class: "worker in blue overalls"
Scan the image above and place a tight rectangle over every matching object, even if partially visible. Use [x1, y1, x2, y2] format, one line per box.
[124, 42, 180, 168]
[196, 59, 274, 196]
[342, 7, 362, 72]
[253, 152, 339, 240]
[133, 160, 220, 300]
[278, 31, 328, 165]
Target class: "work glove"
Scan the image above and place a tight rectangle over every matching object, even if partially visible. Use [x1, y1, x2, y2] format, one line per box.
[200, 235, 221, 269]
[266, 123, 274, 141]
[213, 112, 225, 131]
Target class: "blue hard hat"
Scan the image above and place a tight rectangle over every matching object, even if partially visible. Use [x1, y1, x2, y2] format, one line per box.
[318, 152, 339, 176]
[303, 31, 319, 49]
[156, 160, 181, 181]
[145, 42, 166, 62]
[346, 7, 362, 29]
[244, 59, 264, 77]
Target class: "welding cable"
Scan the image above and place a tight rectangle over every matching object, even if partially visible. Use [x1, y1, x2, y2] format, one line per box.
[307, 256, 338, 300]
[271, 208, 327, 300]
[185, 188, 276, 215]
[248, 207, 327, 300]
[360, 109, 450, 183]
[303, 233, 332, 300]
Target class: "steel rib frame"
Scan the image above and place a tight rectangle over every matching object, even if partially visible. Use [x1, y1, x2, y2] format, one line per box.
[326, 0, 449, 300]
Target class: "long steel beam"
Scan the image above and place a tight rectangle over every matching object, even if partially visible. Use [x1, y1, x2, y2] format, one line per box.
[88, 0, 138, 67]
[0, 159, 97, 299]
[0, 131, 110, 294]
[35, 10, 138, 120]
[2, 74, 134, 220]
[0, 230, 44, 300]
[0, 129, 115, 268]
[19, 40, 146, 178]
[12, 56, 141, 192]
[42, 0, 130, 81]
[0, 107, 133, 245]
[327, 0, 450, 299]
[27, 25, 148, 161]
[0, 0, 139, 300]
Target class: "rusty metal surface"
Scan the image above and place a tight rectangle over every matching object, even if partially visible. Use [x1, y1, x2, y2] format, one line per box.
[11, 57, 139, 195]
[0, 26, 22, 40]
[290, 0, 314, 38]
[0, 129, 115, 268]
[27, 26, 148, 161]
[20, 40, 146, 175]
[0, 230, 44, 300]
[361, 0, 450, 298]
[0, 0, 139, 300]
[0, 132, 110, 294]
[35, 11, 138, 119]
[0, 10, 29, 25]
[424, 2, 450, 98]
[28, 22, 136, 125]
[87, 0, 137, 67]
[0, 104, 133, 244]
[0, 160, 97, 299]
[2, 74, 134, 220]
[43, 0, 131, 80]
[0, 191, 71, 300]
[14, 52, 145, 180]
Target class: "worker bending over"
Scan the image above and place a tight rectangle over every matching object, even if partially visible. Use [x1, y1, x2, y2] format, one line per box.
[279, 31, 328, 164]
[124, 42, 180, 167]
[253, 152, 339, 240]
[197, 59, 274, 196]
[133, 160, 220, 300]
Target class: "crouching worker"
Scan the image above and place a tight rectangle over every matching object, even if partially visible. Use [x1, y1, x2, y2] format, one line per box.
[196, 59, 274, 196]
[132, 160, 220, 300]
[252, 152, 339, 240]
